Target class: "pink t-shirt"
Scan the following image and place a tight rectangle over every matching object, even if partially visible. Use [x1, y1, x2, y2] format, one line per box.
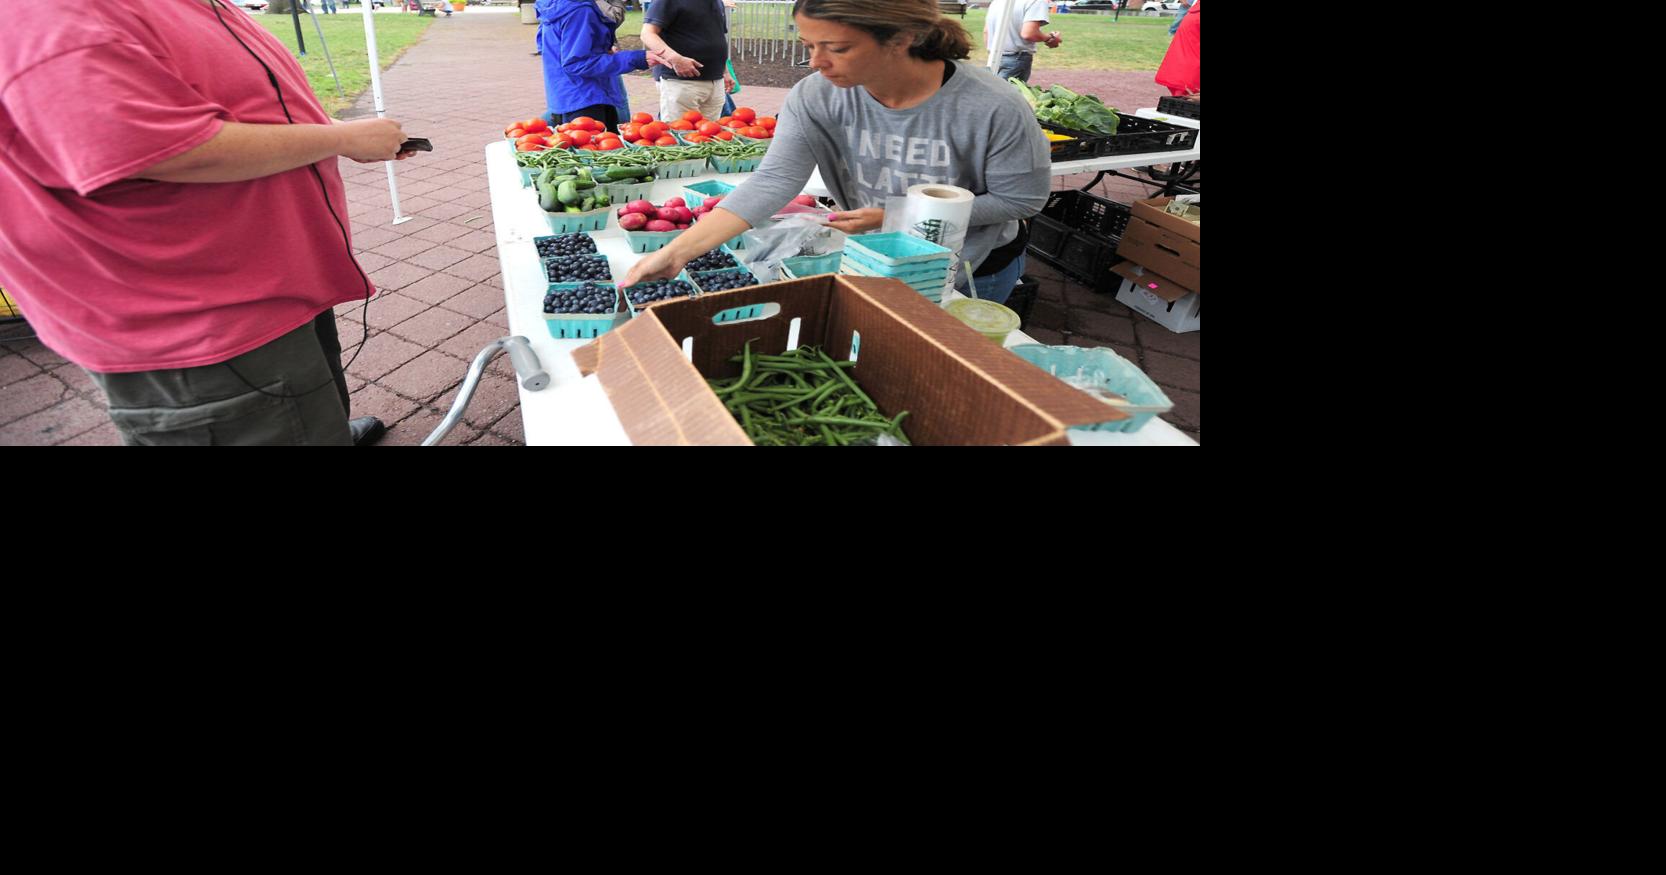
[0, 1, 376, 373]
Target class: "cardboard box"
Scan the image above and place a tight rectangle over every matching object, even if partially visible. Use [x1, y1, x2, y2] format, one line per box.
[1131, 196, 1201, 245]
[571, 275, 1125, 445]
[1117, 219, 1200, 292]
[1111, 263, 1199, 333]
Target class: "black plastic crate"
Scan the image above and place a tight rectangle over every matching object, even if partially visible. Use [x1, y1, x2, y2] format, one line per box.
[1099, 112, 1197, 155]
[1044, 132, 1085, 163]
[1039, 120, 1112, 158]
[1029, 214, 1071, 260]
[1064, 191, 1132, 240]
[1157, 96, 1200, 121]
[1039, 189, 1073, 220]
[1043, 112, 1197, 158]
[1025, 190, 1130, 294]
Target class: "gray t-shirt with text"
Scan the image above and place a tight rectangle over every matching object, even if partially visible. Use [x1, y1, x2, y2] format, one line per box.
[720, 61, 1052, 276]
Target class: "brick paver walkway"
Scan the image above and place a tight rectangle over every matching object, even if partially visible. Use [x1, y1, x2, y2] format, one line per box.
[1, 11, 1195, 444]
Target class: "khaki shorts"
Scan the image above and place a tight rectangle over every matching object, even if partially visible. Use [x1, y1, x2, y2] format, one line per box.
[658, 79, 726, 123]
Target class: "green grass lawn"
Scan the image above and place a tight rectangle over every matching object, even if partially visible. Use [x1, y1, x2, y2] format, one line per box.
[963, 10, 1175, 71]
[254, 13, 435, 116]
[626, 9, 1173, 72]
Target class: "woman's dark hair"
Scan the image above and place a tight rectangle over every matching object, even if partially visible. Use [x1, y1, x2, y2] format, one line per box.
[792, 0, 973, 61]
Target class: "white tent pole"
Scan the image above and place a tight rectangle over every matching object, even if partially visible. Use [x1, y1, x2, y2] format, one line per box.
[361, 2, 411, 225]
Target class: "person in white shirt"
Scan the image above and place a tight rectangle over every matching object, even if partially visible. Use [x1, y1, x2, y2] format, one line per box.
[984, 0, 1060, 83]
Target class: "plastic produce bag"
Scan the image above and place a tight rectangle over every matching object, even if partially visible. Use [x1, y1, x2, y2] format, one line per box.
[739, 214, 846, 282]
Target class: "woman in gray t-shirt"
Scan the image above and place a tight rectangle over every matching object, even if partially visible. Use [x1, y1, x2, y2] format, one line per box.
[624, 0, 1051, 302]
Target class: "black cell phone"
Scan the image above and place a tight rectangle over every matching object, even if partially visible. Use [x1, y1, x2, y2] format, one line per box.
[400, 138, 433, 153]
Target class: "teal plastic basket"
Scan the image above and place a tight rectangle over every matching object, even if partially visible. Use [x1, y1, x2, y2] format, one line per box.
[845, 232, 954, 267]
[685, 244, 743, 274]
[689, 266, 762, 294]
[839, 255, 951, 286]
[620, 226, 686, 253]
[840, 249, 951, 281]
[625, 143, 708, 178]
[622, 271, 698, 318]
[543, 282, 627, 339]
[730, 131, 774, 152]
[708, 154, 764, 174]
[781, 251, 844, 278]
[597, 177, 656, 203]
[541, 253, 612, 292]
[838, 262, 946, 300]
[684, 179, 736, 205]
[530, 233, 599, 262]
[543, 205, 610, 234]
[1008, 344, 1174, 433]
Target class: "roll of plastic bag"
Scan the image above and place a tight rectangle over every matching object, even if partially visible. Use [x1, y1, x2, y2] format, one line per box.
[883, 183, 975, 294]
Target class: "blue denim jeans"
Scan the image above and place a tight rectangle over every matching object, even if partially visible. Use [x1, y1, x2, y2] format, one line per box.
[996, 52, 1034, 84]
[972, 253, 1026, 305]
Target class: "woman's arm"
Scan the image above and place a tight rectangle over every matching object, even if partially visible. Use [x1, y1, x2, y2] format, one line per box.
[623, 91, 821, 285]
[967, 108, 1052, 227]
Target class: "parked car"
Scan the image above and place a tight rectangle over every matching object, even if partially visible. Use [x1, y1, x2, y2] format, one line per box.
[1142, 1, 1184, 11]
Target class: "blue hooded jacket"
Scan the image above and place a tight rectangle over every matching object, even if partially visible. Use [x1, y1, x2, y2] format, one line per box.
[537, 0, 647, 115]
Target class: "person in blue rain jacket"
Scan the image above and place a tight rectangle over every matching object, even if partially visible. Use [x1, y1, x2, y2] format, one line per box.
[537, 0, 654, 128]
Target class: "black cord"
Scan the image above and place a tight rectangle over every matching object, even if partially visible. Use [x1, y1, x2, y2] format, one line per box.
[209, 0, 373, 400]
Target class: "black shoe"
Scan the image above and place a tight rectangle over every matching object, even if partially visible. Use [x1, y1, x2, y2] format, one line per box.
[531, 50, 541, 56]
[350, 416, 387, 446]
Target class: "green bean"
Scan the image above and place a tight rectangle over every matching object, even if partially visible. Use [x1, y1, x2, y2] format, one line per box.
[714, 340, 751, 397]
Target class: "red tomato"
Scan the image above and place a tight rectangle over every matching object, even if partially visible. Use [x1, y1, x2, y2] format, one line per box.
[631, 112, 653, 126]
[686, 133, 709, 143]
[669, 120, 694, 131]
[654, 135, 677, 146]
[597, 138, 623, 150]
[507, 128, 526, 139]
[566, 130, 590, 146]
[681, 110, 704, 123]
[572, 116, 596, 129]
[640, 122, 667, 140]
[697, 121, 721, 136]
[521, 143, 547, 151]
[553, 133, 575, 149]
[525, 118, 550, 133]
[757, 116, 776, 130]
[717, 117, 736, 127]
[716, 131, 733, 140]
[732, 107, 757, 124]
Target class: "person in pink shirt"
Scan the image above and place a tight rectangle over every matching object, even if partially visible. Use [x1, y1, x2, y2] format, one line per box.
[1154, 0, 1199, 99]
[0, 0, 419, 445]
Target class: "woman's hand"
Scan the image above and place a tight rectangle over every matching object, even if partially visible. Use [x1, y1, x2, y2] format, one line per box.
[725, 73, 737, 94]
[824, 208, 885, 234]
[622, 245, 689, 288]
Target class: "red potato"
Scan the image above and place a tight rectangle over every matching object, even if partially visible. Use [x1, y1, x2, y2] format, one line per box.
[646, 219, 677, 233]
[676, 223, 691, 230]
[618, 212, 649, 231]
[703, 196, 724, 211]
[663, 197, 686, 209]
[625, 200, 657, 215]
